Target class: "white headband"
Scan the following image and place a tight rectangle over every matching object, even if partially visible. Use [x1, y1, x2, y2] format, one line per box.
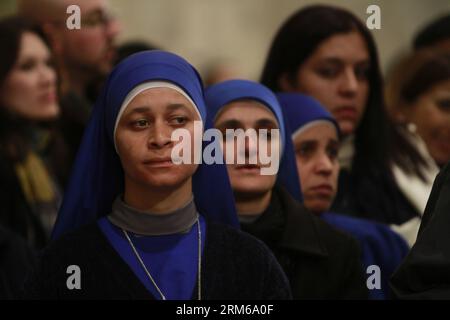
[113, 81, 202, 153]
[291, 120, 337, 141]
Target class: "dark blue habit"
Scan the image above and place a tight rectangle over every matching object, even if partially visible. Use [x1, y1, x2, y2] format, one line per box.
[98, 215, 206, 300]
[51, 51, 240, 300]
[277, 92, 410, 299]
[204, 79, 302, 202]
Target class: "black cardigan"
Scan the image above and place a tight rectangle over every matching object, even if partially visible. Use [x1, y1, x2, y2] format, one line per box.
[21, 221, 292, 300]
[332, 168, 419, 225]
[0, 152, 48, 249]
[390, 162, 450, 299]
[0, 226, 36, 299]
[241, 186, 368, 299]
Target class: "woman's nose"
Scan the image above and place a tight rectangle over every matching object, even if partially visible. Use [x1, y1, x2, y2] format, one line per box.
[315, 153, 334, 174]
[243, 132, 258, 161]
[148, 121, 173, 149]
[39, 63, 56, 87]
[339, 68, 359, 96]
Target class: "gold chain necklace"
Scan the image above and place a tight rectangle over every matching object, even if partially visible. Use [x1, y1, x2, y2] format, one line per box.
[122, 216, 202, 300]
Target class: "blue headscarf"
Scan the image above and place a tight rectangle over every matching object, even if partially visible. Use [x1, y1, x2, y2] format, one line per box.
[276, 93, 340, 138]
[204, 79, 302, 202]
[52, 50, 239, 239]
[278, 93, 410, 300]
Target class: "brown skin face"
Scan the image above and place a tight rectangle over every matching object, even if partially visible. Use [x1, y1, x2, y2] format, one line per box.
[115, 87, 200, 199]
[293, 123, 340, 214]
[405, 79, 450, 166]
[0, 32, 59, 121]
[280, 31, 370, 137]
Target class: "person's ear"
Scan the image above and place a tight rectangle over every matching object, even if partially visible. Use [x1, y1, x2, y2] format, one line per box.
[278, 72, 297, 92]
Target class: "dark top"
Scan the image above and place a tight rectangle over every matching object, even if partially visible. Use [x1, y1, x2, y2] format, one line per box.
[390, 162, 450, 299]
[0, 225, 36, 299]
[321, 212, 409, 300]
[21, 221, 292, 300]
[0, 152, 48, 249]
[0, 121, 71, 250]
[332, 168, 420, 225]
[58, 91, 92, 173]
[240, 186, 368, 299]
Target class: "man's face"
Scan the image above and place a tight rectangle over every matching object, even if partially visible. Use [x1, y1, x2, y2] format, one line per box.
[60, 0, 120, 76]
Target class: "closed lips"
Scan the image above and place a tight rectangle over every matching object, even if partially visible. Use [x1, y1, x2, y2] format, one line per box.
[143, 157, 174, 166]
[236, 164, 260, 169]
[310, 184, 333, 192]
[334, 106, 357, 118]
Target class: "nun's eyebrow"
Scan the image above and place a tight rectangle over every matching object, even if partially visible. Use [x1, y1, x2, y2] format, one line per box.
[216, 119, 242, 130]
[125, 103, 193, 116]
[126, 106, 150, 115]
[329, 139, 340, 147]
[165, 103, 193, 113]
[255, 118, 279, 128]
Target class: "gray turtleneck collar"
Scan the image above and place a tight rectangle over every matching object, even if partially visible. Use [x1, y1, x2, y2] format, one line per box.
[108, 196, 198, 236]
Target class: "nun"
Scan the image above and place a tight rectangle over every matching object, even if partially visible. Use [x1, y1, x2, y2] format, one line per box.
[22, 51, 291, 300]
[278, 93, 410, 299]
[205, 79, 367, 299]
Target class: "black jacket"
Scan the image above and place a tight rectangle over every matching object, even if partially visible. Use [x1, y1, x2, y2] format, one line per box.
[391, 162, 450, 299]
[241, 186, 368, 299]
[0, 152, 48, 249]
[0, 225, 36, 299]
[333, 168, 419, 225]
[0, 126, 71, 250]
[22, 221, 292, 300]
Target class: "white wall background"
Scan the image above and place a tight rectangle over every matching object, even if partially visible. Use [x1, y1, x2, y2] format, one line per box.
[5, 0, 450, 79]
[108, 0, 450, 79]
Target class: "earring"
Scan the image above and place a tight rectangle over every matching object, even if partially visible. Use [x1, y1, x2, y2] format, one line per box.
[407, 122, 417, 133]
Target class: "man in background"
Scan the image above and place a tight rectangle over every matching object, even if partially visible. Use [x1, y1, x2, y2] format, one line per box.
[18, 0, 121, 167]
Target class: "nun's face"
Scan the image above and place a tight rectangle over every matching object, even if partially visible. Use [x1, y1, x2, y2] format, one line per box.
[115, 87, 200, 190]
[293, 122, 339, 214]
[280, 31, 370, 137]
[214, 100, 279, 197]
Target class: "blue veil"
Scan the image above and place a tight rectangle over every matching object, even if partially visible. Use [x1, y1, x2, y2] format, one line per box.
[204, 79, 302, 202]
[277, 93, 410, 300]
[52, 50, 239, 239]
[276, 93, 340, 138]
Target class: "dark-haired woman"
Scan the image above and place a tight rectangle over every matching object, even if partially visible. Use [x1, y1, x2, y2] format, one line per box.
[386, 50, 450, 169]
[260, 5, 432, 246]
[391, 161, 450, 299]
[0, 16, 70, 249]
[385, 50, 450, 246]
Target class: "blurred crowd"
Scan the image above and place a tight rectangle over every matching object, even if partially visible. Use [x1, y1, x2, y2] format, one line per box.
[1, 0, 450, 300]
